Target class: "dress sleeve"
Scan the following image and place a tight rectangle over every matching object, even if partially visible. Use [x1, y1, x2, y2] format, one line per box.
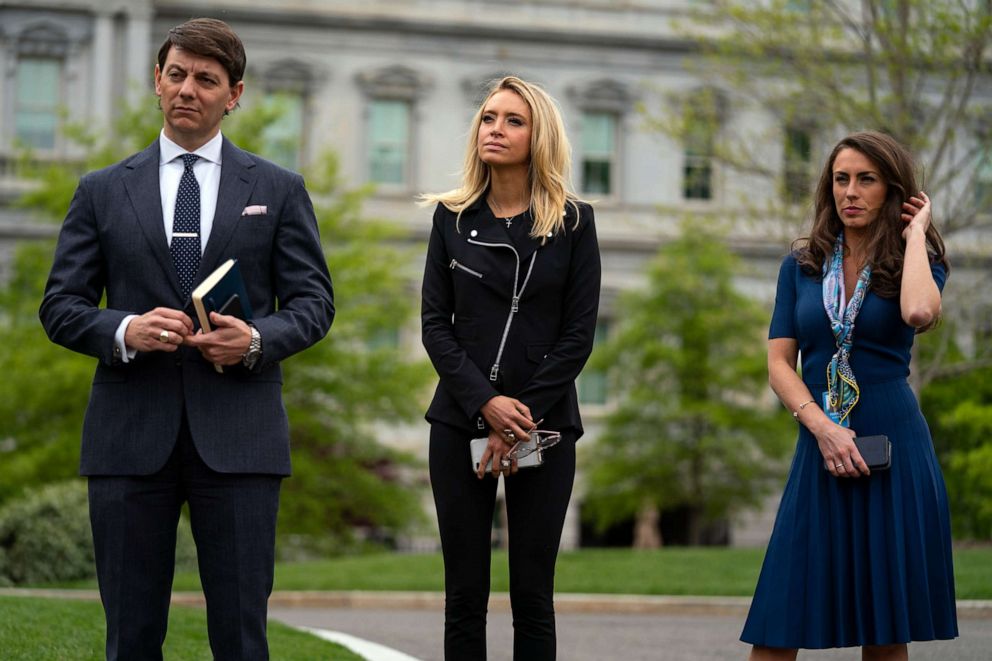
[930, 259, 947, 292]
[768, 254, 799, 340]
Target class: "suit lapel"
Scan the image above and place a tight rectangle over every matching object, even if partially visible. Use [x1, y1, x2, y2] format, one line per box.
[198, 137, 257, 282]
[121, 142, 184, 299]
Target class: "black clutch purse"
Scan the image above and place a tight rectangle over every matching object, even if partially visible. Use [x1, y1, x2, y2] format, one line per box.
[854, 435, 891, 470]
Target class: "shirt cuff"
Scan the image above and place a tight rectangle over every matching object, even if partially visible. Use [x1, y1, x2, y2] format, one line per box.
[114, 315, 139, 363]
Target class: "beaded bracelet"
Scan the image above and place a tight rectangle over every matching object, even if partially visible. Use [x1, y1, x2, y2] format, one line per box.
[792, 399, 816, 419]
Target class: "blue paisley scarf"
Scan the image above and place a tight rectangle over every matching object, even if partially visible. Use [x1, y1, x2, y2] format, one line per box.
[822, 231, 871, 425]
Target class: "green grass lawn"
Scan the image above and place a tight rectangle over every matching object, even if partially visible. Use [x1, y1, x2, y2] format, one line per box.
[158, 546, 988, 598]
[52, 546, 992, 598]
[0, 596, 361, 660]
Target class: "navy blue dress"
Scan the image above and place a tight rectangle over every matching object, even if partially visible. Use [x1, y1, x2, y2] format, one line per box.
[740, 254, 958, 649]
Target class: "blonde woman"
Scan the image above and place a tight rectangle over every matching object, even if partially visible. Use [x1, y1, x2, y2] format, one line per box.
[421, 76, 601, 659]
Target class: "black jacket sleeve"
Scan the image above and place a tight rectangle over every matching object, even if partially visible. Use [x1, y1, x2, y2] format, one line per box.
[514, 206, 601, 420]
[421, 205, 500, 419]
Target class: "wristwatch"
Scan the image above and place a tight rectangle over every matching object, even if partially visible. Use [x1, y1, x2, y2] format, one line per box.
[242, 323, 262, 369]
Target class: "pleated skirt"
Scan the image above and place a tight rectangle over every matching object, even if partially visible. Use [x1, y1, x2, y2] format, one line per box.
[740, 378, 959, 649]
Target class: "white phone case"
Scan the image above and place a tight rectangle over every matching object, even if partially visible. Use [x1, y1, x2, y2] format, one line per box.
[470, 436, 543, 472]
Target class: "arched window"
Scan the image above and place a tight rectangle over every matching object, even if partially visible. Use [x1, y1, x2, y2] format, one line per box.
[569, 79, 634, 199]
[12, 22, 70, 151]
[681, 87, 727, 201]
[258, 60, 315, 170]
[356, 65, 432, 188]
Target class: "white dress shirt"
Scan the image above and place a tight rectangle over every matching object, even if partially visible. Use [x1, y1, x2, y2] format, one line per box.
[114, 130, 225, 361]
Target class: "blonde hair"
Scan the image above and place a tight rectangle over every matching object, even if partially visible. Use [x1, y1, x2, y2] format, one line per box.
[420, 76, 581, 238]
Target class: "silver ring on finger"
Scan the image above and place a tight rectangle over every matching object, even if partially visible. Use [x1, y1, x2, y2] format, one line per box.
[834, 463, 844, 469]
[500, 458, 511, 469]
[503, 429, 515, 441]
[159, 329, 170, 343]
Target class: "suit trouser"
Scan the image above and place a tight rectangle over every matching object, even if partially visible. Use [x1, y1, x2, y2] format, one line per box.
[88, 414, 282, 661]
[429, 422, 576, 661]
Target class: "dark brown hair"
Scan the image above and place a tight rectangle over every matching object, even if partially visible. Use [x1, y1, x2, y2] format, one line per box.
[793, 130, 947, 299]
[157, 18, 246, 87]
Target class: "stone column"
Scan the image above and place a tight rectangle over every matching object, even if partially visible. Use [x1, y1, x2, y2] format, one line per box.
[124, 7, 153, 106]
[90, 9, 114, 134]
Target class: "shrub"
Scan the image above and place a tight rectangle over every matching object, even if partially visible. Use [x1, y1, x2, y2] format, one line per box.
[0, 480, 94, 585]
[0, 480, 198, 586]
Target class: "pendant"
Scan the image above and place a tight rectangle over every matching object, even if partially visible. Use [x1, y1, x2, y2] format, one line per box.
[505, 217, 513, 228]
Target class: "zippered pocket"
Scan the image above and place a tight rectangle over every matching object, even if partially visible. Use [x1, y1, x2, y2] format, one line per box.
[450, 259, 484, 279]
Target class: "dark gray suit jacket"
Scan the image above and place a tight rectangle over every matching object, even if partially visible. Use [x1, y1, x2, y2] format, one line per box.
[40, 137, 334, 477]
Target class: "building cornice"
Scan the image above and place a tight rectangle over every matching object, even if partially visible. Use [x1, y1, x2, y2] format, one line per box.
[154, 3, 698, 55]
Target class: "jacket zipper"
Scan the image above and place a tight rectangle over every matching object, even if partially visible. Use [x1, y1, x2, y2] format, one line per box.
[449, 259, 484, 278]
[467, 238, 538, 382]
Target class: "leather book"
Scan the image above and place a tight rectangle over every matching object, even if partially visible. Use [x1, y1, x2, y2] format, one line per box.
[191, 258, 253, 373]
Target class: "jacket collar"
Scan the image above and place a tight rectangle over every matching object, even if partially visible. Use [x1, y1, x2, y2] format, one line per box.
[119, 137, 258, 302]
[460, 197, 545, 262]
[121, 141, 181, 299]
[197, 137, 257, 281]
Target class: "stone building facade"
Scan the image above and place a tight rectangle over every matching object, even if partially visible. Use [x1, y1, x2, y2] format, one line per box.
[3, 0, 987, 549]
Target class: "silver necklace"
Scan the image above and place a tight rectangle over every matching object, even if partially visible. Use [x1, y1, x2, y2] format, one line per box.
[490, 198, 526, 228]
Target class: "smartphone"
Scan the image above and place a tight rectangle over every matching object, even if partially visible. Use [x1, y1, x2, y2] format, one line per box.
[470, 436, 543, 473]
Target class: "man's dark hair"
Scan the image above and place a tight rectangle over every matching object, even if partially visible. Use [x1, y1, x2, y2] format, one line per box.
[157, 18, 246, 86]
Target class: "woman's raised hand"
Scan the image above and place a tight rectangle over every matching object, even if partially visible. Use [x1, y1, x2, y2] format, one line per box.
[901, 191, 931, 240]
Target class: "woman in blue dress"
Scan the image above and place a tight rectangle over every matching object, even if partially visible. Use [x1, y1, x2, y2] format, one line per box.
[741, 131, 958, 660]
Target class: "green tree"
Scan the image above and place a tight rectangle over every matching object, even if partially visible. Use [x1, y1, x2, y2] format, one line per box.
[1, 97, 432, 550]
[657, 0, 992, 540]
[654, 0, 992, 384]
[582, 222, 793, 547]
[920, 354, 992, 540]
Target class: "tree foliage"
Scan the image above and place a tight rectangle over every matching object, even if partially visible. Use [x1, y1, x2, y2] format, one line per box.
[1, 97, 432, 551]
[582, 221, 793, 546]
[665, 0, 992, 231]
[920, 354, 992, 540]
[656, 0, 992, 539]
[654, 0, 992, 384]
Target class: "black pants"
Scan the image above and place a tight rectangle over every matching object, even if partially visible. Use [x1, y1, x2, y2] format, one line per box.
[88, 415, 282, 661]
[429, 422, 576, 661]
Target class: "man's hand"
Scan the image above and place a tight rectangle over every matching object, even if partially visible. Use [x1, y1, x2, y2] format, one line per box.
[124, 307, 194, 353]
[184, 311, 252, 366]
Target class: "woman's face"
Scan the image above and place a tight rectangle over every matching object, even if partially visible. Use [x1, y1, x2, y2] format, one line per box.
[832, 147, 888, 233]
[477, 89, 532, 169]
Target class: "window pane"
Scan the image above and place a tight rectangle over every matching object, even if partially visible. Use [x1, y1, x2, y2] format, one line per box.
[582, 112, 616, 195]
[583, 160, 611, 195]
[367, 327, 400, 351]
[684, 158, 712, 200]
[784, 127, 812, 203]
[683, 118, 714, 200]
[369, 100, 410, 185]
[582, 113, 614, 157]
[261, 93, 304, 170]
[578, 321, 610, 405]
[977, 149, 992, 209]
[15, 57, 61, 150]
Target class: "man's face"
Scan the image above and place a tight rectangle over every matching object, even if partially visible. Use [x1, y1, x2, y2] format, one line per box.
[154, 46, 243, 150]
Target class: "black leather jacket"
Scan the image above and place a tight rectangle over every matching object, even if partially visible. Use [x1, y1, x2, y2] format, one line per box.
[421, 197, 601, 437]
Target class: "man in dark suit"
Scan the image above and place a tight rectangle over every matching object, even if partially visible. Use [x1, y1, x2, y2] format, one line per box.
[39, 18, 334, 660]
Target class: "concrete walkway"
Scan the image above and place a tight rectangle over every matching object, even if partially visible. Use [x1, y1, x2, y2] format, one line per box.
[4, 588, 990, 661]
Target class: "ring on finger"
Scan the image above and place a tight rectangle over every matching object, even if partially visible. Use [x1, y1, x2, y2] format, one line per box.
[159, 329, 170, 343]
[834, 463, 844, 469]
[500, 458, 511, 469]
[503, 429, 515, 441]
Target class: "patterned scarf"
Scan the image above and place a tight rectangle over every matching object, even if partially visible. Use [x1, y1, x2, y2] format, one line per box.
[822, 231, 871, 425]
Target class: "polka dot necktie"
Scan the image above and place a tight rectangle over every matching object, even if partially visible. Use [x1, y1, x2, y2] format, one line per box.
[170, 153, 201, 298]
